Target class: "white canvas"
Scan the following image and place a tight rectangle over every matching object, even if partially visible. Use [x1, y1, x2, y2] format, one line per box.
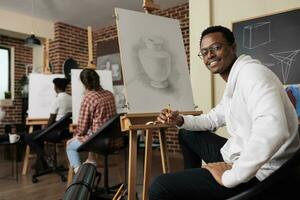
[28, 73, 65, 118]
[115, 8, 195, 113]
[71, 69, 113, 124]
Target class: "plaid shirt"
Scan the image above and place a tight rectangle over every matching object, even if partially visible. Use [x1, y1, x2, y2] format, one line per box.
[76, 89, 116, 136]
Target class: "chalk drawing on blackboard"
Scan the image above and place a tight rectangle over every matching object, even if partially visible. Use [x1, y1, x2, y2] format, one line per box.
[269, 49, 300, 84]
[243, 22, 271, 49]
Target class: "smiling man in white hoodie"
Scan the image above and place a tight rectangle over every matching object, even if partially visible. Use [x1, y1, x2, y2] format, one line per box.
[149, 26, 300, 200]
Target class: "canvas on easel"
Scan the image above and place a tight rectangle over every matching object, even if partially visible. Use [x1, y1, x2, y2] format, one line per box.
[115, 8, 195, 113]
[28, 73, 65, 118]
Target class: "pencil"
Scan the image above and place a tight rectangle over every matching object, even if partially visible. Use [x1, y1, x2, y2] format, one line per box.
[168, 104, 171, 113]
[167, 104, 171, 123]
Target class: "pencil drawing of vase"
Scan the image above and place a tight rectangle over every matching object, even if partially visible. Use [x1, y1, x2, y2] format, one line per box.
[138, 36, 171, 88]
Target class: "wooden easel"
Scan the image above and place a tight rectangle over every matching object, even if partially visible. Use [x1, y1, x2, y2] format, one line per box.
[43, 38, 51, 73]
[87, 26, 96, 69]
[22, 40, 51, 175]
[120, 111, 202, 200]
[22, 118, 48, 175]
[143, 0, 160, 13]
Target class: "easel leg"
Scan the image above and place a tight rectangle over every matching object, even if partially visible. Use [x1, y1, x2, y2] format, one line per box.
[128, 130, 137, 200]
[142, 129, 152, 200]
[158, 129, 169, 173]
[22, 125, 33, 175]
[67, 166, 74, 186]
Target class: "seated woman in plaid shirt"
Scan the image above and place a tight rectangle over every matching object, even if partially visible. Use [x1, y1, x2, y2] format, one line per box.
[66, 68, 116, 173]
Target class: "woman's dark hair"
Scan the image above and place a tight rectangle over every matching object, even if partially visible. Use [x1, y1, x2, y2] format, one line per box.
[200, 25, 235, 45]
[80, 68, 101, 91]
[53, 78, 69, 91]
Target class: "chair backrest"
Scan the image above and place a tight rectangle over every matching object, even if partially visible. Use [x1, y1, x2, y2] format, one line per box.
[77, 114, 123, 154]
[227, 147, 300, 200]
[33, 112, 72, 140]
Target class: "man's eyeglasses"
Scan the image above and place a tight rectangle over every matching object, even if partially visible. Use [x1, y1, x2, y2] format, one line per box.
[198, 43, 227, 59]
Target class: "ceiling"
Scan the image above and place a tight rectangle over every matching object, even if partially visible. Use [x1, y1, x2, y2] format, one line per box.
[0, 0, 188, 28]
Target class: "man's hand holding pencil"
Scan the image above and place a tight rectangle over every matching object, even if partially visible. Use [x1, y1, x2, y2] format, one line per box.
[156, 104, 184, 126]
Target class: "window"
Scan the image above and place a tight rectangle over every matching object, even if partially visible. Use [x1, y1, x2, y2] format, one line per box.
[0, 46, 11, 100]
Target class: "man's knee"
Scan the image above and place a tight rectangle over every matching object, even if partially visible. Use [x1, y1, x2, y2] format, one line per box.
[24, 133, 34, 145]
[178, 129, 195, 145]
[178, 129, 187, 142]
[149, 174, 173, 200]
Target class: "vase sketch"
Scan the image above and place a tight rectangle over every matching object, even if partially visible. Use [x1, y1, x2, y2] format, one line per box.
[138, 36, 171, 88]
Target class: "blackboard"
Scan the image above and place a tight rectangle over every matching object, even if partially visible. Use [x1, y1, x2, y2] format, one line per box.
[233, 9, 300, 84]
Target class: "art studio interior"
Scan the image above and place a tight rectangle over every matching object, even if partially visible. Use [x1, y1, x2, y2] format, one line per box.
[0, 0, 300, 200]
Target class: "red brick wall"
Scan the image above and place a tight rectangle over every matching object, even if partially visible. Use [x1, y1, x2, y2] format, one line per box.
[50, 22, 89, 73]
[0, 35, 32, 133]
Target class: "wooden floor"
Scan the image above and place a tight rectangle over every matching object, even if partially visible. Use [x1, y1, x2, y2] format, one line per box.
[0, 146, 183, 200]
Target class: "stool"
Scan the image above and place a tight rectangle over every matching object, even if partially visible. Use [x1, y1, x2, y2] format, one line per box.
[0, 141, 19, 181]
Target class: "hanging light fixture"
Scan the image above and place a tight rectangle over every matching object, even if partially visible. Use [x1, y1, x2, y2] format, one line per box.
[24, 34, 41, 46]
[24, 0, 41, 47]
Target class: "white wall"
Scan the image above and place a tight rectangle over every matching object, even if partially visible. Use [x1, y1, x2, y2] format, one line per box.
[0, 8, 54, 78]
[190, 0, 300, 136]
[0, 8, 54, 39]
[189, 0, 213, 114]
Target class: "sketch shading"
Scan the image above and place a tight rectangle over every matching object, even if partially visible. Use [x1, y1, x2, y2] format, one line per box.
[138, 36, 171, 88]
[115, 8, 194, 113]
[269, 49, 300, 84]
[243, 22, 271, 49]
[113, 85, 127, 113]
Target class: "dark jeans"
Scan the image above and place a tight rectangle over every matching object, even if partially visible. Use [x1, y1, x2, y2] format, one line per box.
[24, 129, 69, 162]
[149, 129, 259, 200]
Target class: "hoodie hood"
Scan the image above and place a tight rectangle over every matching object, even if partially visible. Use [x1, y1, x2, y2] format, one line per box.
[224, 54, 263, 98]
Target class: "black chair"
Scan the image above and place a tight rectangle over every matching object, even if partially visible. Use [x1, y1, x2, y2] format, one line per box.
[227, 147, 300, 200]
[31, 112, 72, 183]
[78, 113, 126, 200]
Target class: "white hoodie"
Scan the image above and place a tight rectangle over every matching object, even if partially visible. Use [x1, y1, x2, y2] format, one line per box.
[181, 55, 300, 188]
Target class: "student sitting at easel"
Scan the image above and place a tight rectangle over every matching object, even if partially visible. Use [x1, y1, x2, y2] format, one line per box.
[24, 78, 72, 172]
[66, 68, 117, 173]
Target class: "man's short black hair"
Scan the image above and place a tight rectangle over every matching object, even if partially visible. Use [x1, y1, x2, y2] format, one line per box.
[200, 25, 235, 45]
[53, 78, 69, 91]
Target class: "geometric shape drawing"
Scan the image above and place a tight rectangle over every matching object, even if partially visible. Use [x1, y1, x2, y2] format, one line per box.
[71, 69, 113, 124]
[243, 22, 271, 49]
[115, 8, 194, 113]
[269, 49, 300, 84]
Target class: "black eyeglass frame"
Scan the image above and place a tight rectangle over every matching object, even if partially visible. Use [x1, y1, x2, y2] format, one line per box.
[198, 42, 231, 59]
